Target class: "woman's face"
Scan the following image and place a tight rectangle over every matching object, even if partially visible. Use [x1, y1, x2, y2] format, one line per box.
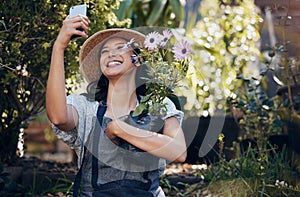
[99, 37, 136, 79]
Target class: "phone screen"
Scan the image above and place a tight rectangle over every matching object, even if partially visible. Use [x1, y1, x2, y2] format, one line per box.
[69, 4, 87, 18]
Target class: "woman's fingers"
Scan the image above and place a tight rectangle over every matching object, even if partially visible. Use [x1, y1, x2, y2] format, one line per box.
[69, 15, 90, 29]
[63, 15, 90, 39]
[69, 15, 90, 37]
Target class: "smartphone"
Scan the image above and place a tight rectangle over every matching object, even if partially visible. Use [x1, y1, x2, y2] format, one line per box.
[69, 4, 87, 18]
[69, 4, 87, 39]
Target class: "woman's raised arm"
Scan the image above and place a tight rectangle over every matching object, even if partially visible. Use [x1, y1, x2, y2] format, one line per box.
[46, 15, 90, 131]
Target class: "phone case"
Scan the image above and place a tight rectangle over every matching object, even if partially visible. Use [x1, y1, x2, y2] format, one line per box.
[69, 4, 87, 39]
[69, 4, 87, 17]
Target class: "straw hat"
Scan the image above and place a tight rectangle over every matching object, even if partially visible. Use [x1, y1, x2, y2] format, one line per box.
[79, 28, 145, 83]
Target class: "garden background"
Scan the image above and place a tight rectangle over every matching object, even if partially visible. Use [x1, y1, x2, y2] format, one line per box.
[1, 0, 300, 196]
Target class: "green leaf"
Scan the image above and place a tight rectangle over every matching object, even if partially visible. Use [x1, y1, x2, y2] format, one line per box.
[132, 103, 147, 116]
[113, 0, 133, 20]
[169, 0, 184, 20]
[146, 0, 167, 26]
[140, 93, 152, 103]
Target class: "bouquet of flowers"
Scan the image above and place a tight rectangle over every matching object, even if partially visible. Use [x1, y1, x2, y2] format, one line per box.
[127, 29, 193, 117]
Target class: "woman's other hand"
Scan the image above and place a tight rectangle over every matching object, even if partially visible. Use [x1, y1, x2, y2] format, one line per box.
[105, 119, 124, 141]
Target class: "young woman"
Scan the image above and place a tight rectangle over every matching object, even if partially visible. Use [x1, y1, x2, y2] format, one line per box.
[46, 14, 186, 197]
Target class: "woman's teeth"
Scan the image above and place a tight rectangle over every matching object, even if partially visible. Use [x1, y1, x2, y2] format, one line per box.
[107, 61, 122, 67]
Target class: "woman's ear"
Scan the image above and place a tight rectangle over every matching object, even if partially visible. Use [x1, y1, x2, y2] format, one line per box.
[135, 62, 141, 67]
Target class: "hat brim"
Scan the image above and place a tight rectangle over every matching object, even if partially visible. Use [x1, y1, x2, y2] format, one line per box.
[79, 28, 145, 83]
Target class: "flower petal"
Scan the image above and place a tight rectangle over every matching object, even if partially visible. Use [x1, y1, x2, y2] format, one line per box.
[172, 40, 193, 60]
[144, 32, 163, 50]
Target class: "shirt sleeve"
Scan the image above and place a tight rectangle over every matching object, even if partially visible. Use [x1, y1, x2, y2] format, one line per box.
[51, 94, 87, 149]
[162, 97, 184, 125]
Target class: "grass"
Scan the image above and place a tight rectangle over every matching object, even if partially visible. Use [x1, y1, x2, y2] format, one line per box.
[2, 140, 300, 196]
[161, 141, 300, 197]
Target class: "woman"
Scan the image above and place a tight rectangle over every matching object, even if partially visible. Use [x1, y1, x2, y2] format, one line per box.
[46, 14, 187, 197]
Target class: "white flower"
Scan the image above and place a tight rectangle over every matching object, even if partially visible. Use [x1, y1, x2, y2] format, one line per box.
[144, 32, 163, 50]
[16, 65, 22, 70]
[21, 67, 28, 77]
[172, 40, 193, 60]
[160, 29, 173, 47]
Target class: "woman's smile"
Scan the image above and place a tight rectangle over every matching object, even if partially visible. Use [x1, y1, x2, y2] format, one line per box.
[107, 59, 123, 67]
[100, 38, 136, 78]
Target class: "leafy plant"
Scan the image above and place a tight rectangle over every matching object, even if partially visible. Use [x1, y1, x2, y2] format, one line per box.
[0, 164, 30, 196]
[128, 30, 192, 117]
[228, 75, 284, 152]
[113, 0, 185, 28]
[25, 172, 73, 196]
[262, 1, 300, 128]
[0, 164, 10, 192]
[198, 143, 300, 196]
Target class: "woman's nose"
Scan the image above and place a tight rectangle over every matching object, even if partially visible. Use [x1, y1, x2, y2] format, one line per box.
[109, 49, 117, 56]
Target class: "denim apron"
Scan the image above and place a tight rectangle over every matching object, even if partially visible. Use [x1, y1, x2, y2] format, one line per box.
[73, 102, 164, 197]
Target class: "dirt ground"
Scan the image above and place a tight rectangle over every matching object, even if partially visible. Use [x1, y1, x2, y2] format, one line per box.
[3, 156, 210, 196]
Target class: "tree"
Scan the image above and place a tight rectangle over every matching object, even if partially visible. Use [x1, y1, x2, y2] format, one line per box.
[0, 0, 129, 163]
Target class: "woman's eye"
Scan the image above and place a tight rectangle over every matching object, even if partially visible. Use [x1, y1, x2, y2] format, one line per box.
[117, 45, 125, 49]
[101, 50, 108, 54]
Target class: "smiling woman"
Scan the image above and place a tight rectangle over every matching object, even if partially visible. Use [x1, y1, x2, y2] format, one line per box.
[46, 13, 186, 197]
[99, 38, 138, 79]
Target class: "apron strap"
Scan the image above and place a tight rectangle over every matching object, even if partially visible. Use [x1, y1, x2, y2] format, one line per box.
[92, 103, 107, 188]
[73, 101, 107, 196]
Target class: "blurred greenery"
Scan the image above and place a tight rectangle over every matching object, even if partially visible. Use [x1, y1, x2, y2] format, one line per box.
[177, 0, 263, 117]
[228, 75, 284, 150]
[113, 0, 184, 28]
[197, 141, 300, 196]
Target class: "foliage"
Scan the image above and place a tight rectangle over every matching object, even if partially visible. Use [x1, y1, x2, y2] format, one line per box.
[194, 39, 300, 196]
[177, 0, 262, 117]
[0, 164, 10, 192]
[0, 169, 73, 196]
[162, 0, 300, 196]
[197, 143, 300, 196]
[261, 6, 300, 126]
[130, 30, 192, 117]
[0, 0, 128, 163]
[256, 0, 300, 153]
[0, 164, 29, 196]
[113, 0, 185, 28]
[228, 75, 284, 151]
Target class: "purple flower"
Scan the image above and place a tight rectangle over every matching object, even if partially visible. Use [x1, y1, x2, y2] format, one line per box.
[144, 32, 163, 50]
[160, 29, 173, 47]
[172, 40, 192, 60]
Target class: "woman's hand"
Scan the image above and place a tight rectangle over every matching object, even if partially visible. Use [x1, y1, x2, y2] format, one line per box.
[105, 119, 125, 141]
[55, 15, 90, 50]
